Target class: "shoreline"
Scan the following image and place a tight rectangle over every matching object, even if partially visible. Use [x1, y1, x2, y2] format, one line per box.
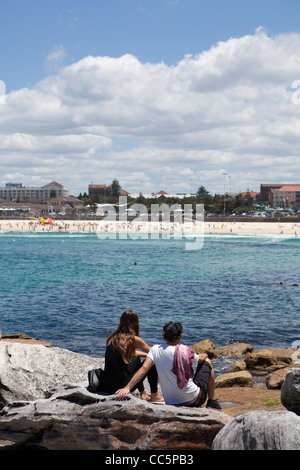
[0, 218, 300, 236]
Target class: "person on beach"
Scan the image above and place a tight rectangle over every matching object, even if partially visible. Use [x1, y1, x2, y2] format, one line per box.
[115, 321, 222, 410]
[103, 310, 163, 402]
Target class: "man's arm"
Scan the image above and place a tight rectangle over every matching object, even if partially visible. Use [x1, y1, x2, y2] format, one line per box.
[114, 357, 154, 400]
[198, 353, 208, 363]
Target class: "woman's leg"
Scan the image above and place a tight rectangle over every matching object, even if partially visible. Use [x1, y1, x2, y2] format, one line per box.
[127, 357, 149, 398]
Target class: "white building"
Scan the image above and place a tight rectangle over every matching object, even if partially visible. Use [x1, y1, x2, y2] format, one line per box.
[0, 181, 69, 202]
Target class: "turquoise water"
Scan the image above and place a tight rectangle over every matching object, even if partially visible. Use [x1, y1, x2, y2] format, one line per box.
[0, 231, 299, 362]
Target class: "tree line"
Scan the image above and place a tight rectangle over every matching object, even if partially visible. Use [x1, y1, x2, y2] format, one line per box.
[78, 181, 254, 214]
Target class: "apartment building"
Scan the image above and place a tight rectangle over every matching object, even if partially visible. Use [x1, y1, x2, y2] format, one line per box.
[0, 181, 69, 202]
[88, 184, 111, 199]
[270, 185, 300, 208]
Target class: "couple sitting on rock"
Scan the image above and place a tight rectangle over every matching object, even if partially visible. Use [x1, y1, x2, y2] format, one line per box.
[103, 310, 222, 410]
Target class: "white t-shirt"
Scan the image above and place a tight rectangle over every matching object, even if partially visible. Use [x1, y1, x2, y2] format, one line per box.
[147, 343, 200, 406]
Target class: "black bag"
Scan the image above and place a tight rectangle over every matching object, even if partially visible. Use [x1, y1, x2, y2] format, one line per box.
[87, 367, 105, 392]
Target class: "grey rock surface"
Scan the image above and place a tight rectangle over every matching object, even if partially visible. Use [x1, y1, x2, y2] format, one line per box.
[212, 410, 300, 450]
[281, 367, 300, 415]
[0, 341, 104, 405]
[0, 383, 232, 450]
[0, 340, 232, 450]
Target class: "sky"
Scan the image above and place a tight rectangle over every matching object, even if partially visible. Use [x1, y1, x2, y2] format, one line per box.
[1, 0, 300, 197]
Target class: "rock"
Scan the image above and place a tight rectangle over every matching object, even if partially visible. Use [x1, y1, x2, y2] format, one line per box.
[265, 347, 297, 364]
[212, 410, 300, 450]
[215, 387, 284, 416]
[191, 339, 216, 358]
[0, 340, 232, 450]
[0, 341, 104, 406]
[230, 360, 247, 372]
[215, 371, 253, 388]
[1, 333, 53, 347]
[244, 349, 279, 370]
[215, 343, 254, 357]
[266, 367, 291, 390]
[281, 368, 300, 415]
[0, 384, 232, 450]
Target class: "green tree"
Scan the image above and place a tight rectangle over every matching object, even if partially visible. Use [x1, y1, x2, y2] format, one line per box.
[196, 185, 213, 207]
[111, 179, 121, 198]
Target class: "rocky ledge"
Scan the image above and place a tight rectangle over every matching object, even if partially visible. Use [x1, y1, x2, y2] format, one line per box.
[0, 340, 231, 450]
[0, 336, 300, 450]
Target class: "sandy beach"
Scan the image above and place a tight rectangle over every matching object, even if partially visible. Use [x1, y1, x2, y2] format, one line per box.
[0, 218, 300, 236]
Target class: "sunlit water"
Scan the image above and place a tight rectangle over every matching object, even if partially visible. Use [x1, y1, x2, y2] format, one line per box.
[0, 230, 299, 373]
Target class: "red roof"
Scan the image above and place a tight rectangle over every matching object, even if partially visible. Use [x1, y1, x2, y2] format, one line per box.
[277, 185, 300, 192]
[240, 191, 258, 197]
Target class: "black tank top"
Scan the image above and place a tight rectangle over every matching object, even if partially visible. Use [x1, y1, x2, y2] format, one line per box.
[103, 343, 141, 394]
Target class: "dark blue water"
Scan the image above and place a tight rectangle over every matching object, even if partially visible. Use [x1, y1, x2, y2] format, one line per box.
[0, 231, 299, 361]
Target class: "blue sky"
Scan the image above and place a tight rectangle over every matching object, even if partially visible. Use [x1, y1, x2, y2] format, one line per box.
[1, 0, 300, 196]
[2, 0, 300, 91]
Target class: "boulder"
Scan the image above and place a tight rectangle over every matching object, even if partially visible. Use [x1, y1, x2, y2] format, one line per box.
[215, 343, 254, 357]
[0, 340, 232, 450]
[1, 333, 53, 347]
[230, 361, 247, 372]
[191, 339, 216, 358]
[281, 368, 300, 415]
[244, 349, 279, 371]
[215, 371, 253, 388]
[266, 367, 291, 390]
[212, 410, 300, 450]
[265, 347, 298, 364]
[0, 341, 104, 406]
[0, 384, 232, 450]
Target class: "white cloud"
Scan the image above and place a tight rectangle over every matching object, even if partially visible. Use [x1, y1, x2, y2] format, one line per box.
[45, 45, 67, 74]
[1, 28, 300, 195]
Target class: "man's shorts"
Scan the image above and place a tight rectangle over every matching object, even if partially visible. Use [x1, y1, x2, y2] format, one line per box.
[191, 360, 212, 406]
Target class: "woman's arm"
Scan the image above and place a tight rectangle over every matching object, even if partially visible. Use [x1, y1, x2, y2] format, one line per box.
[115, 357, 154, 399]
[136, 350, 147, 357]
[134, 336, 151, 353]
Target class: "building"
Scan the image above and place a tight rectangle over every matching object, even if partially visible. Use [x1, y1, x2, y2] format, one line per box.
[260, 184, 285, 204]
[49, 196, 84, 214]
[128, 191, 193, 199]
[260, 183, 300, 206]
[237, 191, 259, 202]
[0, 181, 69, 202]
[5, 182, 23, 188]
[295, 192, 300, 210]
[270, 185, 300, 208]
[88, 184, 111, 199]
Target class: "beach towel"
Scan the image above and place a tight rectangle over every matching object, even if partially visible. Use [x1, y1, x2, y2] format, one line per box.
[171, 344, 195, 389]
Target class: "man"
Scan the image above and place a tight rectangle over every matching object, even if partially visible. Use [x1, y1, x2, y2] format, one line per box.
[115, 321, 222, 410]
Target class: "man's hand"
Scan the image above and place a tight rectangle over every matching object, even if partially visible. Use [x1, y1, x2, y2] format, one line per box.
[198, 353, 208, 363]
[115, 386, 130, 400]
[114, 357, 154, 401]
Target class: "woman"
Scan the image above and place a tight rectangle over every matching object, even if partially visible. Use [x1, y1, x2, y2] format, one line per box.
[103, 310, 163, 402]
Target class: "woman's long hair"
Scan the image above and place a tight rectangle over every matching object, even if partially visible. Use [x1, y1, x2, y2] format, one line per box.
[106, 310, 140, 364]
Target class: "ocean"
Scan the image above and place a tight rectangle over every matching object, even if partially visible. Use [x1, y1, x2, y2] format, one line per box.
[0, 230, 299, 372]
